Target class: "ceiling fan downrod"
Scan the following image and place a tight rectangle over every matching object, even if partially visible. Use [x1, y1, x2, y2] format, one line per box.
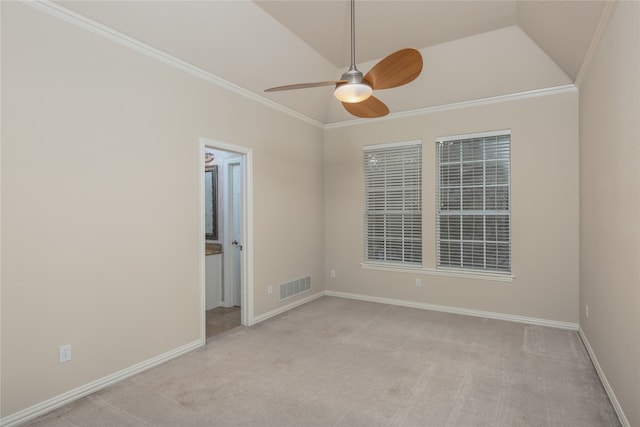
[335, 0, 372, 103]
[349, 0, 357, 72]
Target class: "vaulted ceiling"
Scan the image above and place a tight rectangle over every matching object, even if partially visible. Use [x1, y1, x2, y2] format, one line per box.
[55, 1, 606, 125]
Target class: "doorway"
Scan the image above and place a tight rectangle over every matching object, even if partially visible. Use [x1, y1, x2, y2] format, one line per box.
[201, 138, 253, 343]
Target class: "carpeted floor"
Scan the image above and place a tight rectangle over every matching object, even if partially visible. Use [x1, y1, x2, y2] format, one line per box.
[26, 296, 620, 426]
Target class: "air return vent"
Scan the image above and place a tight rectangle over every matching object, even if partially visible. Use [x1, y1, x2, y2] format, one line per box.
[279, 276, 311, 301]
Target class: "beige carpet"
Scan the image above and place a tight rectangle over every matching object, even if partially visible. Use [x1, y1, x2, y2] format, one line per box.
[26, 296, 620, 426]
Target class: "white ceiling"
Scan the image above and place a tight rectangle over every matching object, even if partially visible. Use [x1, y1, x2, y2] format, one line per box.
[55, 0, 606, 125]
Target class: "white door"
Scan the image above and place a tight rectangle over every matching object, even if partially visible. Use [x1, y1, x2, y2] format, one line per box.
[229, 161, 243, 307]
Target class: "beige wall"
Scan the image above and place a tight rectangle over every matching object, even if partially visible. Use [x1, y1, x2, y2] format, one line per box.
[4, 0, 636, 423]
[1, 2, 325, 417]
[579, 2, 640, 426]
[324, 90, 579, 323]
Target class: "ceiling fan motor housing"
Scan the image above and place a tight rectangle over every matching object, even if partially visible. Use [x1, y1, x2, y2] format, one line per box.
[339, 67, 366, 84]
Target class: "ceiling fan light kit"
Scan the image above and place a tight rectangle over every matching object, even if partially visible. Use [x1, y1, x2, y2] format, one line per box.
[265, 0, 422, 118]
[334, 68, 372, 103]
[334, 82, 373, 103]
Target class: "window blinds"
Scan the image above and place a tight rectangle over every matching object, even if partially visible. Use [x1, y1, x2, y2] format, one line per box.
[364, 142, 422, 265]
[436, 133, 511, 272]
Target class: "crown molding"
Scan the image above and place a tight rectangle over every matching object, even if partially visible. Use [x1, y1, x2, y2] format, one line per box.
[325, 84, 578, 129]
[20, 1, 580, 131]
[575, 1, 618, 89]
[21, 0, 325, 129]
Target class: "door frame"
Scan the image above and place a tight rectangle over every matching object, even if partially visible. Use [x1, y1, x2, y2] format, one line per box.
[200, 137, 254, 345]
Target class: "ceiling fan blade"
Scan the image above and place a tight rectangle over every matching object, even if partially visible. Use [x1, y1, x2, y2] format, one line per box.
[265, 80, 347, 92]
[342, 96, 389, 119]
[364, 48, 423, 90]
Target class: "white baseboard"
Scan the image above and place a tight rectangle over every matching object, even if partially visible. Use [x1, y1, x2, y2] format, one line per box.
[1, 340, 202, 427]
[324, 290, 579, 330]
[578, 327, 630, 427]
[251, 291, 324, 325]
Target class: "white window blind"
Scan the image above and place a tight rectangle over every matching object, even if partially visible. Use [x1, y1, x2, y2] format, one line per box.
[364, 142, 422, 265]
[436, 132, 511, 273]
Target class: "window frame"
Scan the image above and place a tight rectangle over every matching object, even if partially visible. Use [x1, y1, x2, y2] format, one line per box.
[362, 140, 423, 267]
[435, 130, 512, 274]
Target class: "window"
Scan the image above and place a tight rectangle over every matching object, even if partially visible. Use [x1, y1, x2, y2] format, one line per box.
[436, 131, 511, 273]
[364, 141, 422, 265]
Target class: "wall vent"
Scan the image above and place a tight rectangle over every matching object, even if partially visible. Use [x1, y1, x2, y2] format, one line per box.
[279, 276, 311, 301]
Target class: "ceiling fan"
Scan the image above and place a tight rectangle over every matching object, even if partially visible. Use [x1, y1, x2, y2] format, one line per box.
[264, 0, 423, 119]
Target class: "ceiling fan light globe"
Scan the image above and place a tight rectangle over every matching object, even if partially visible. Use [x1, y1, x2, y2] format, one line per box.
[334, 82, 373, 103]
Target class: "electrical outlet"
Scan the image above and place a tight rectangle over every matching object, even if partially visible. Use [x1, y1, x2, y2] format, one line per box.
[586, 305, 589, 319]
[330, 270, 336, 278]
[416, 278, 422, 287]
[268, 285, 273, 295]
[59, 344, 71, 363]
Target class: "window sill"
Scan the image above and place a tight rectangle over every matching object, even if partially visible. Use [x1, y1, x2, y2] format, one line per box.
[360, 262, 515, 282]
